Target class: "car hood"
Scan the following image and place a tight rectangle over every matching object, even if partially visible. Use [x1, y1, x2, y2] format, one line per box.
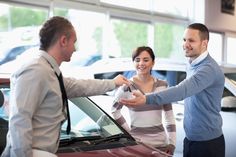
[57, 144, 166, 157]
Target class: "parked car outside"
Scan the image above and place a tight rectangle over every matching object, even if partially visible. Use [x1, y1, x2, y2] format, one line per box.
[60, 52, 103, 79]
[63, 52, 103, 67]
[87, 57, 236, 157]
[0, 48, 103, 79]
[0, 44, 38, 65]
[0, 73, 169, 157]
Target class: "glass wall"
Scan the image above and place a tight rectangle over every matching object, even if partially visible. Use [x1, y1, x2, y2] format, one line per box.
[226, 36, 236, 65]
[0, 3, 47, 66]
[0, 0, 235, 73]
[208, 32, 223, 63]
[110, 18, 148, 57]
[53, 7, 106, 68]
[101, 0, 190, 18]
[153, 0, 191, 17]
[101, 0, 151, 11]
[154, 22, 185, 61]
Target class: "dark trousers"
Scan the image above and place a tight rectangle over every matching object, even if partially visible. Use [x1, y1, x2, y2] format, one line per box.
[183, 134, 225, 157]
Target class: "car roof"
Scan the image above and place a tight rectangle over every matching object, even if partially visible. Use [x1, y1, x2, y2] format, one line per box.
[89, 57, 236, 74]
[219, 63, 236, 73]
[89, 57, 187, 74]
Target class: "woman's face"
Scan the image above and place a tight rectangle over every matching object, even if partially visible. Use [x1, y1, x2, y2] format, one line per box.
[133, 50, 154, 75]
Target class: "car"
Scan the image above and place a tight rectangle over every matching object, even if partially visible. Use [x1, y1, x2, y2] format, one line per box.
[89, 57, 186, 86]
[64, 52, 103, 67]
[0, 49, 103, 79]
[0, 44, 38, 65]
[0, 73, 168, 157]
[87, 57, 236, 157]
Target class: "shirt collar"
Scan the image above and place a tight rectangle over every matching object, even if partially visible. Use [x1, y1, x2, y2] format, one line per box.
[190, 50, 208, 66]
[39, 50, 61, 76]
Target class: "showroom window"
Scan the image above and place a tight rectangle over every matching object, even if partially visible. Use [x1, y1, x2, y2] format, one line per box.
[0, 2, 48, 67]
[53, 7, 106, 68]
[154, 22, 186, 61]
[208, 32, 223, 63]
[110, 18, 149, 57]
[2, 0, 234, 71]
[101, 0, 151, 11]
[101, 0, 191, 18]
[226, 35, 236, 65]
[152, 0, 191, 17]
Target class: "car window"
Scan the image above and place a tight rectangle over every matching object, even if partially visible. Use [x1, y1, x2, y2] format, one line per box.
[0, 86, 129, 154]
[225, 73, 236, 84]
[224, 73, 236, 97]
[0, 86, 124, 140]
[0, 88, 10, 120]
[0, 87, 9, 154]
[61, 97, 123, 139]
[0, 44, 38, 65]
[222, 73, 236, 111]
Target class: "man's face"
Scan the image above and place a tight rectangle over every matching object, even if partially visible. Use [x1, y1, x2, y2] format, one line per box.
[182, 28, 208, 61]
[62, 28, 77, 62]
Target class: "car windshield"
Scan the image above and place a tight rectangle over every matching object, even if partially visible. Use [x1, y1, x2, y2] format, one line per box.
[60, 97, 124, 140]
[0, 87, 125, 144]
[224, 73, 236, 97]
[225, 73, 236, 83]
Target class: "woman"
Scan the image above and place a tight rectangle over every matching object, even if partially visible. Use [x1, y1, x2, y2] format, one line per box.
[112, 46, 176, 155]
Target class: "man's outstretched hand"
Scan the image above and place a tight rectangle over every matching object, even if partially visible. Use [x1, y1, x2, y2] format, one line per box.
[119, 90, 146, 106]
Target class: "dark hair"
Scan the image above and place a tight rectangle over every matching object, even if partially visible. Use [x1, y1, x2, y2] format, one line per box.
[132, 46, 155, 61]
[39, 16, 74, 51]
[187, 23, 209, 41]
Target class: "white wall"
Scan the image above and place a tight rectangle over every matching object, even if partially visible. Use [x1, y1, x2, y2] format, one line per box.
[205, 0, 236, 32]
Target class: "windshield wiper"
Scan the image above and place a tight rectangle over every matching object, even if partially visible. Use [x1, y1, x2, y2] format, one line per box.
[92, 133, 131, 145]
[60, 135, 101, 146]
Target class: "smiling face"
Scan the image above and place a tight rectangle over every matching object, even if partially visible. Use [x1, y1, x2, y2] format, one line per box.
[133, 50, 155, 76]
[182, 28, 208, 62]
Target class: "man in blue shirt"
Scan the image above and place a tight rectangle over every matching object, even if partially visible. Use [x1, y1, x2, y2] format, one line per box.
[120, 23, 225, 157]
